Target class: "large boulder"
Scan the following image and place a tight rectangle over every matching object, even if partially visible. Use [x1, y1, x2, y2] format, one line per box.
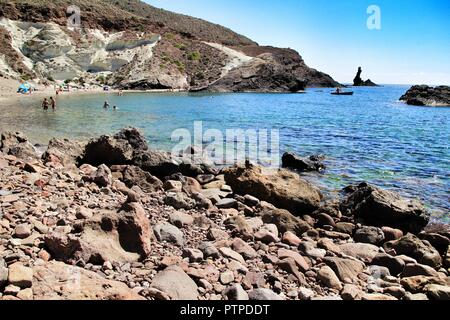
[33, 261, 144, 300]
[282, 152, 325, 172]
[340, 183, 429, 234]
[324, 257, 366, 282]
[45, 203, 152, 264]
[400, 85, 450, 107]
[224, 163, 322, 215]
[0, 131, 38, 160]
[81, 128, 148, 166]
[122, 165, 163, 193]
[384, 234, 442, 269]
[261, 208, 311, 236]
[132, 149, 180, 178]
[42, 138, 85, 167]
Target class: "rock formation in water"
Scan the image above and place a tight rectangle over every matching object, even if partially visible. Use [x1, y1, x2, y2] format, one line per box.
[400, 85, 450, 106]
[0, 0, 339, 92]
[353, 67, 378, 86]
[1, 127, 449, 301]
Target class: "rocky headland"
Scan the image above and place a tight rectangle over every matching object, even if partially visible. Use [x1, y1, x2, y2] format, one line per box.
[353, 67, 378, 87]
[0, 128, 449, 301]
[400, 85, 450, 106]
[0, 0, 339, 92]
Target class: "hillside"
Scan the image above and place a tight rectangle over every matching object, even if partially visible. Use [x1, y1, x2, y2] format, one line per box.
[0, 0, 339, 91]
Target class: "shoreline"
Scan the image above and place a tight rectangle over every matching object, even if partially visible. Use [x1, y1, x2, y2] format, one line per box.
[0, 127, 449, 301]
[0, 77, 189, 104]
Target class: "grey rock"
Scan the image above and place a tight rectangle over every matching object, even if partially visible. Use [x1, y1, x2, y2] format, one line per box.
[248, 288, 283, 301]
[371, 254, 405, 276]
[354, 226, 385, 245]
[340, 183, 430, 234]
[153, 223, 185, 246]
[150, 265, 198, 300]
[384, 234, 442, 269]
[198, 242, 220, 259]
[164, 192, 196, 210]
[224, 284, 249, 300]
[216, 198, 237, 209]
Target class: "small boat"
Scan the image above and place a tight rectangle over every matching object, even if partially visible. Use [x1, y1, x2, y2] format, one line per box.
[331, 91, 354, 96]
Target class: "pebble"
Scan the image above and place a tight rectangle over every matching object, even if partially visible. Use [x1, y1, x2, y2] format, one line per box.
[220, 270, 235, 285]
[14, 224, 32, 239]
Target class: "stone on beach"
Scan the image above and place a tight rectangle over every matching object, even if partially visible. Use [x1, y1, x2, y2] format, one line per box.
[384, 234, 442, 269]
[340, 183, 430, 234]
[318, 266, 343, 291]
[7, 263, 33, 288]
[153, 223, 185, 246]
[150, 266, 198, 300]
[32, 261, 143, 300]
[223, 163, 322, 215]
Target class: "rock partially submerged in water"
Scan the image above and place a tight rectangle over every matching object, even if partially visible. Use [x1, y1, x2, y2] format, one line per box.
[400, 85, 450, 106]
[353, 67, 378, 87]
[223, 162, 322, 215]
[282, 152, 325, 172]
[340, 183, 430, 234]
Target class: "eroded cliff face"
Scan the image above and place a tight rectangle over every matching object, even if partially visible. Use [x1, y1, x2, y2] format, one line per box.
[0, 18, 162, 83]
[0, 1, 340, 92]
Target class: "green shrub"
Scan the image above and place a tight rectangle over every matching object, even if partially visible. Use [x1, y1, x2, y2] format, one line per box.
[165, 32, 175, 40]
[187, 51, 201, 61]
[174, 43, 186, 50]
[21, 74, 31, 81]
[96, 75, 106, 84]
[173, 60, 185, 72]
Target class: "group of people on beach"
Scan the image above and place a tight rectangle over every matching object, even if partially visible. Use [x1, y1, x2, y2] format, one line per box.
[42, 97, 56, 110]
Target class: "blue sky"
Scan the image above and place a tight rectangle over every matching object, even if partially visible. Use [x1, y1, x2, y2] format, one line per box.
[146, 0, 450, 85]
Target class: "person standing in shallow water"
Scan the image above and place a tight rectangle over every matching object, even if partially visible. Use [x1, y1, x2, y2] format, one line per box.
[42, 98, 49, 110]
[50, 97, 56, 110]
[103, 101, 110, 109]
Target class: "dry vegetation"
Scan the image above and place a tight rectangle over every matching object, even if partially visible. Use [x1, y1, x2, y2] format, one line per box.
[0, 0, 256, 46]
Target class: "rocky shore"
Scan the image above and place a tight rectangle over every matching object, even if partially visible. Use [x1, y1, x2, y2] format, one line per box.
[400, 85, 450, 106]
[0, 128, 449, 300]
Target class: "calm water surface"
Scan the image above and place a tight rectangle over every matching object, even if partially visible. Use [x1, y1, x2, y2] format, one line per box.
[1, 85, 448, 221]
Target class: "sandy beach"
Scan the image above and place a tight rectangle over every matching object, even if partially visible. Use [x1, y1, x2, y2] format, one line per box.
[0, 77, 186, 106]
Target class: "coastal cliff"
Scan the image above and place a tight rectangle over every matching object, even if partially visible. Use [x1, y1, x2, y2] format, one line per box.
[0, 0, 339, 92]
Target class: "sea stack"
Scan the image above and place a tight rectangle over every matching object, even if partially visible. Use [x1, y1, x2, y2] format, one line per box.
[353, 67, 378, 86]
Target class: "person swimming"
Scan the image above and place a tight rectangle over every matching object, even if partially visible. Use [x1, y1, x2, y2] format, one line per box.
[103, 101, 110, 109]
[42, 98, 49, 110]
[113, 105, 118, 110]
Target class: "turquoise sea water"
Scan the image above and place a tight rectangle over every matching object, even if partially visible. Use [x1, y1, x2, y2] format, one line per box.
[1, 85, 449, 221]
